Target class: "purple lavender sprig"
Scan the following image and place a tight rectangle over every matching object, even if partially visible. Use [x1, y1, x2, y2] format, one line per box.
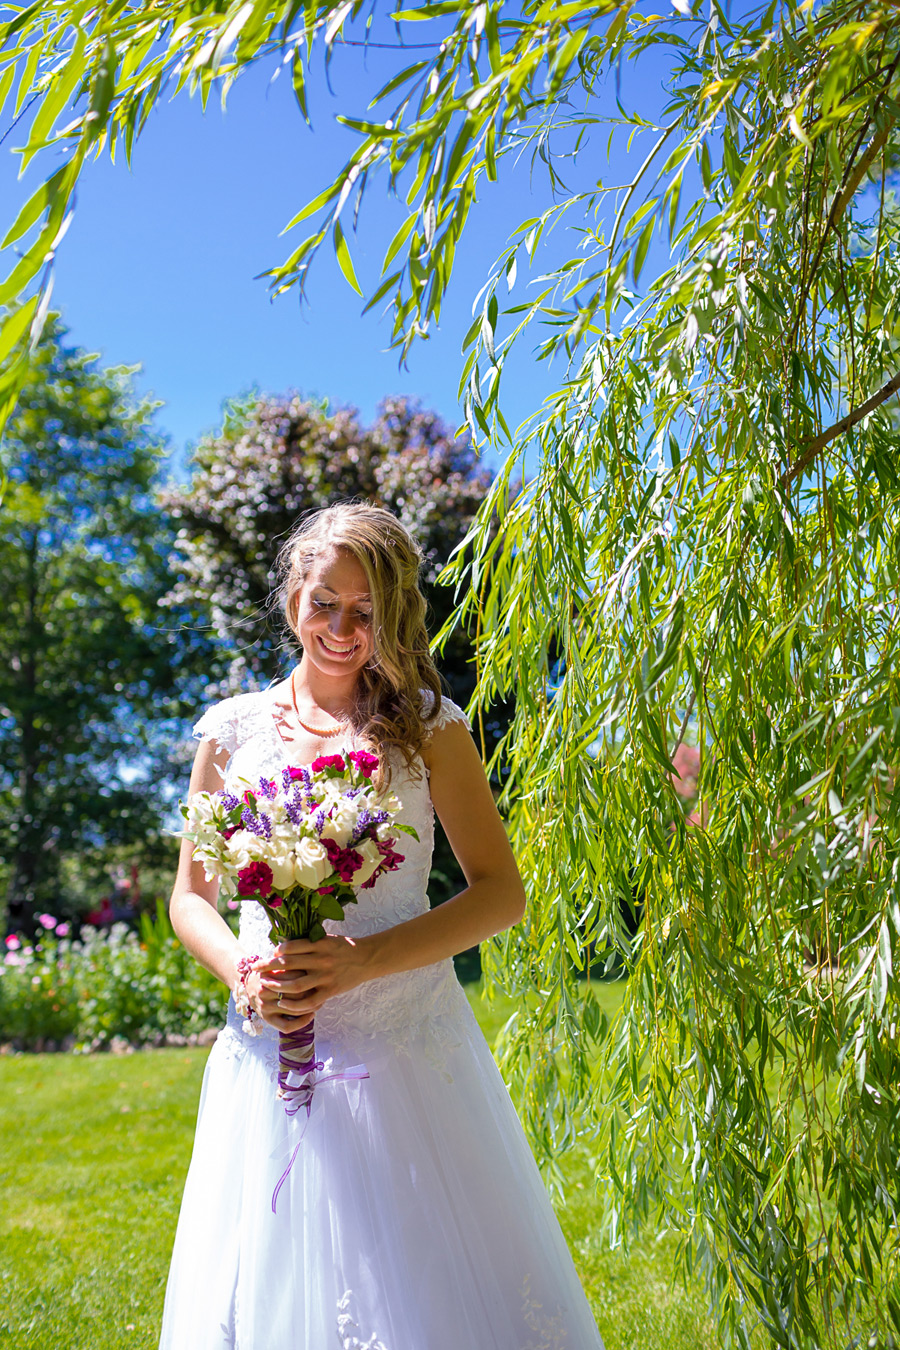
[241, 807, 272, 839]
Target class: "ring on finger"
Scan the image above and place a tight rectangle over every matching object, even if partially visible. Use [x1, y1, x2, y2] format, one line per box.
[277, 993, 285, 1009]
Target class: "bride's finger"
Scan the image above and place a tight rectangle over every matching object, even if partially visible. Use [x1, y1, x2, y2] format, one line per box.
[274, 939, 319, 958]
[266, 1010, 315, 1031]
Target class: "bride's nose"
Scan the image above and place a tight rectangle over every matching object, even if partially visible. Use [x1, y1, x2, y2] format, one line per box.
[329, 608, 356, 640]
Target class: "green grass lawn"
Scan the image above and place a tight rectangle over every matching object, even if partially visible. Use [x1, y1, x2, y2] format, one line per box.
[0, 983, 713, 1350]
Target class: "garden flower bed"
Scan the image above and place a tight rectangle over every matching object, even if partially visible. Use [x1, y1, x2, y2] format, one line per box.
[0, 904, 227, 1052]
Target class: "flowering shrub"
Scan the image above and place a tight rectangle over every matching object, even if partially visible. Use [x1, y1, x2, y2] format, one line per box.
[0, 904, 227, 1051]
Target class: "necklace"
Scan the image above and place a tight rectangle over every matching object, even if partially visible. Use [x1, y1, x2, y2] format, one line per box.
[290, 671, 348, 739]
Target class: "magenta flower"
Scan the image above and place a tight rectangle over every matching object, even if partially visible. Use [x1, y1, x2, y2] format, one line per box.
[348, 750, 378, 778]
[37, 913, 57, 930]
[237, 861, 274, 898]
[317, 886, 335, 896]
[322, 838, 363, 883]
[268, 896, 283, 909]
[55, 922, 70, 937]
[288, 766, 306, 780]
[377, 841, 405, 871]
[5, 935, 20, 950]
[311, 754, 346, 773]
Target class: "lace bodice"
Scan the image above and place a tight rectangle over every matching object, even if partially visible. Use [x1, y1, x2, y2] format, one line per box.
[192, 686, 475, 1063]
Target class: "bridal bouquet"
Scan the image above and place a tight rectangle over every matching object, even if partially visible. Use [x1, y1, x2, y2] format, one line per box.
[180, 749, 416, 1128]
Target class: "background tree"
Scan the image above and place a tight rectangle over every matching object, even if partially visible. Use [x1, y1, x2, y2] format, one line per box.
[161, 391, 499, 932]
[4, 1, 900, 1343]
[0, 316, 202, 931]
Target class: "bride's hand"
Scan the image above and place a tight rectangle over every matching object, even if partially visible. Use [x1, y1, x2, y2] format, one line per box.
[245, 964, 314, 1031]
[254, 936, 373, 1027]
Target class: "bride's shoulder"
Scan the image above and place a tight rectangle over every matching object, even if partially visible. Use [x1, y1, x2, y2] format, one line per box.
[418, 689, 472, 735]
[191, 688, 274, 755]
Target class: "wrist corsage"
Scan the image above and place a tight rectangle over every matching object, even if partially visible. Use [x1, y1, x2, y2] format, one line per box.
[234, 954, 263, 1036]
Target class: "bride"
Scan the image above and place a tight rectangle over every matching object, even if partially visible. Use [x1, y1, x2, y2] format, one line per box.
[160, 502, 605, 1350]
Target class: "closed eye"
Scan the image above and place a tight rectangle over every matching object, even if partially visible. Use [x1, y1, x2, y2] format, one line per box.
[313, 598, 371, 621]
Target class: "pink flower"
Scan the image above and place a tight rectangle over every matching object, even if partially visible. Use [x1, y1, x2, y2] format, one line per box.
[348, 750, 378, 778]
[5, 935, 20, 951]
[237, 861, 274, 898]
[37, 913, 57, 930]
[288, 766, 306, 780]
[311, 754, 346, 773]
[268, 896, 283, 909]
[317, 886, 335, 896]
[226, 899, 240, 911]
[55, 923, 70, 937]
[4, 952, 24, 967]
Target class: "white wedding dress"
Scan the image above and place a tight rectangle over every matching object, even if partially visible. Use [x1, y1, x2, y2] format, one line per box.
[158, 689, 605, 1350]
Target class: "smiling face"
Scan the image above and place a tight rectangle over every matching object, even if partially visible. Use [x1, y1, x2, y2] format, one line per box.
[294, 548, 375, 680]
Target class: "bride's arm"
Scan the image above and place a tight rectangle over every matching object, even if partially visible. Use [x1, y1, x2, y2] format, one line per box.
[168, 739, 244, 989]
[262, 720, 526, 1013]
[364, 720, 526, 974]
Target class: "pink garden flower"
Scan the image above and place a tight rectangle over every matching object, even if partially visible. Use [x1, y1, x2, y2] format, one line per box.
[55, 922, 70, 937]
[37, 913, 57, 930]
[5, 935, 20, 950]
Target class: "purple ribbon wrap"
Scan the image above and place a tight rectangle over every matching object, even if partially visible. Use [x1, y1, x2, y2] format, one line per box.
[271, 1017, 369, 1213]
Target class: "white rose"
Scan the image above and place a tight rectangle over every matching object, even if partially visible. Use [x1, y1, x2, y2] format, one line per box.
[294, 836, 331, 889]
[268, 853, 295, 891]
[265, 823, 303, 890]
[227, 829, 267, 870]
[353, 837, 383, 888]
[320, 799, 359, 849]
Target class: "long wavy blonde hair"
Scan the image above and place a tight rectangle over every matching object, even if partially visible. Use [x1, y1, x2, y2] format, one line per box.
[276, 503, 443, 776]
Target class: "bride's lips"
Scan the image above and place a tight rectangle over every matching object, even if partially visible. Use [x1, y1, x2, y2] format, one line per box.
[317, 634, 359, 659]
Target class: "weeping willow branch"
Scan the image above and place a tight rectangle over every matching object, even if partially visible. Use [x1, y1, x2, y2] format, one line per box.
[783, 367, 900, 486]
[789, 51, 899, 345]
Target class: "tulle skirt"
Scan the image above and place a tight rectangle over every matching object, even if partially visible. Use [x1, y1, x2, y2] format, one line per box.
[158, 972, 604, 1350]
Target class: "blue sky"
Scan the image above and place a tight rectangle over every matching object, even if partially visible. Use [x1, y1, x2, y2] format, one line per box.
[0, 29, 674, 475]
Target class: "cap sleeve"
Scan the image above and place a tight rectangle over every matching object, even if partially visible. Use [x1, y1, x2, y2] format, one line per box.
[420, 690, 473, 733]
[192, 697, 242, 756]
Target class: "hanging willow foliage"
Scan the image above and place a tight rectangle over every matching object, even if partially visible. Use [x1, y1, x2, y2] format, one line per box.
[2, 0, 900, 1343]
